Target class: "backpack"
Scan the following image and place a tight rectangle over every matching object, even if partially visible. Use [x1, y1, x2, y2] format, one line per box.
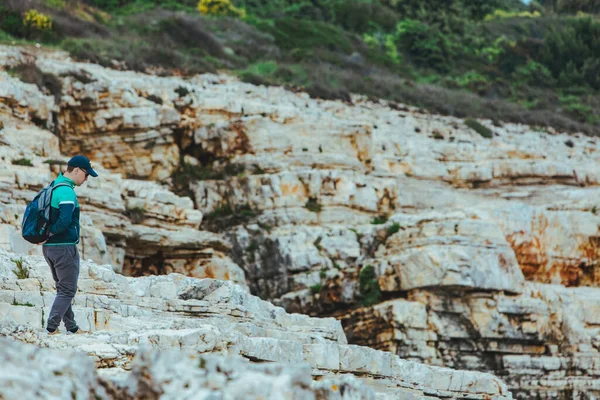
[21, 181, 70, 244]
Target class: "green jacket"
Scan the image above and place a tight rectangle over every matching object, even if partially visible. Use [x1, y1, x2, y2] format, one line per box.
[43, 173, 80, 246]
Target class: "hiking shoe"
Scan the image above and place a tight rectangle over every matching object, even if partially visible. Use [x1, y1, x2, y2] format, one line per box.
[46, 328, 59, 336]
[66, 326, 79, 335]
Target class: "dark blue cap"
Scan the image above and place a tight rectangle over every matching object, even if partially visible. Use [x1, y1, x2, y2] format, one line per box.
[67, 155, 98, 177]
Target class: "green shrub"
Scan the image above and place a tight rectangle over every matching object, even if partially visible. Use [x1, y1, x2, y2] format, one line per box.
[484, 9, 541, 21]
[559, 94, 594, 123]
[305, 197, 322, 213]
[313, 237, 322, 250]
[333, 0, 399, 33]
[237, 204, 257, 217]
[383, 0, 524, 22]
[359, 265, 381, 307]
[465, 118, 493, 138]
[371, 215, 388, 225]
[252, 164, 266, 175]
[557, 0, 600, 13]
[145, 94, 163, 104]
[480, 36, 509, 64]
[243, 60, 278, 76]
[11, 258, 29, 279]
[43, 159, 67, 165]
[206, 205, 234, 218]
[85, 0, 125, 10]
[387, 223, 400, 236]
[12, 158, 33, 167]
[61, 37, 215, 75]
[46, 0, 67, 10]
[0, 8, 25, 38]
[238, 60, 306, 87]
[310, 283, 322, 294]
[0, 30, 15, 41]
[364, 32, 402, 65]
[448, 71, 489, 91]
[538, 16, 600, 90]
[205, 203, 255, 220]
[254, 18, 353, 53]
[223, 162, 245, 176]
[175, 86, 190, 97]
[513, 60, 554, 87]
[395, 19, 456, 71]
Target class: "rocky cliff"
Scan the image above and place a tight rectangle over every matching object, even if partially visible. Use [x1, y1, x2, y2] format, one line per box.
[0, 249, 509, 399]
[1, 43, 599, 398]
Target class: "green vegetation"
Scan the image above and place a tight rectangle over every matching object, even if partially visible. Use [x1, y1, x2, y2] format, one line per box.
[11, 258, 29, 279]
[314, 237, 322, 250]
[465, 119, 494, 138]
[202, 203, 258, 231]
[0, 0, 599, 134]
[386, 222, 400, 237]
[12, 158, 33, 167]
[206, 204, 234, 218]
[310, 283, 322, 294]
[252, 164, 266, 175]
[12, 299, 35, 307]
[358, 264, 381, 307]
[305, 197, 322, 213]
[43, 159, 67, 165]
[371, 215, 388, 225]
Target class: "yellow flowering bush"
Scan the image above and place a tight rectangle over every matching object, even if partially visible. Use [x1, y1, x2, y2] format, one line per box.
[23, 9, 53, 31]
[197, 0, 246, 18]
[484, 9, 541, 22]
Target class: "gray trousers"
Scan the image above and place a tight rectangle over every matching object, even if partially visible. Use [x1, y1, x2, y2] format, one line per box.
[42, 245, 80, 331]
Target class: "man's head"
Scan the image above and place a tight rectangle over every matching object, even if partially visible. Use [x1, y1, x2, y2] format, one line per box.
[64, 155, 98, 185]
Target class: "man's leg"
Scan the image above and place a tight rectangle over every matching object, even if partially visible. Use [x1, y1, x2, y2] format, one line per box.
[42, 247, 59, 284]
[62, 303, 77, 331]
[44, 245, 79, 332]
[61, 247, 80, 331]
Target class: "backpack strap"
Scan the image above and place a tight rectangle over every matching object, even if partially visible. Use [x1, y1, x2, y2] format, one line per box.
[50, 182, 71, 192]
[43, 182, 74, 239]
[45, 182, 73, 212]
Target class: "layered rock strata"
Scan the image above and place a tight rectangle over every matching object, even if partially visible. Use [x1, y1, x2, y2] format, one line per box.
[2, 44, 600, 398]
[0, 250, 510, 399]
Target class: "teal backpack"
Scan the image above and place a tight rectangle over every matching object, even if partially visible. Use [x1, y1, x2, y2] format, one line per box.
[21, 182, 69, 244]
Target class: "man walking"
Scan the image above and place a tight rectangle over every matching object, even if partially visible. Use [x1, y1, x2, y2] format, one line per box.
[43, 155, 98, 335]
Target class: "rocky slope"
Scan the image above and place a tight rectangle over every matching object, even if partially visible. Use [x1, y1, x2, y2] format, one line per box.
[0, 249, 509, 399]
[1, 43, 600, 398]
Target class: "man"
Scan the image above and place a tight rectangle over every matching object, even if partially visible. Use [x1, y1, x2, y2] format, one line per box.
[43, 155, 98, 335]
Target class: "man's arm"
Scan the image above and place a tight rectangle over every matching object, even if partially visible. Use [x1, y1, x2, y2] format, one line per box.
[49, 201, 75, 234]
